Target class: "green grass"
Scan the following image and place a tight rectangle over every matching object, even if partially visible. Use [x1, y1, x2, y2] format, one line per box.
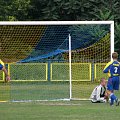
[0, 81, 70, 101]
[0, 81, 100, 101]
[0, 81, 120, 101]
[0, 81, 120, 120]
[0, 101, 120, 120]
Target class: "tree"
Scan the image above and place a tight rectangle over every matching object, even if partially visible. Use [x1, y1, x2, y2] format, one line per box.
[0, 0, 14, 21]
[89, 0, 120, 20]
[0, 0, 31, 21]
[9, 0, 31, 20]
[115, 23, 120, 53]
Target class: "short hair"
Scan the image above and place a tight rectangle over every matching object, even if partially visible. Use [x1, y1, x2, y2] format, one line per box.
[100, 78, 105, 83]
[112, 52, 118, 59]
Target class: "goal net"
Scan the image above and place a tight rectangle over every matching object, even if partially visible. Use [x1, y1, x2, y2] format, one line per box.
[0, 21, 114, 102]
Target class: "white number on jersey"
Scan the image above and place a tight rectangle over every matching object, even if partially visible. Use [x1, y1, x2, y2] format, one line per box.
[114, 67, 118, 73]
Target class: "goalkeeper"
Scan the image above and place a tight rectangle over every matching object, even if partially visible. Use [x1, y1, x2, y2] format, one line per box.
[0, 59, 10, 82]
[90, 78, 108, 103]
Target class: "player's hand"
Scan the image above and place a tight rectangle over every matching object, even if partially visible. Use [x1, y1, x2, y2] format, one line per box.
[104, 93, 109, 102]
[5, 75, 10, 83]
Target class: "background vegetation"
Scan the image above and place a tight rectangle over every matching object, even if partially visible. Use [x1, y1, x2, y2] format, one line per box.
[0, 0, 120, 53]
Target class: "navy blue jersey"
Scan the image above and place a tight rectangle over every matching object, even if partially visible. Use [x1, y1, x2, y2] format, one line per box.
[0, 59, 4, 70]
[103, 60, 120, 77]
[0, 64, 3, 70]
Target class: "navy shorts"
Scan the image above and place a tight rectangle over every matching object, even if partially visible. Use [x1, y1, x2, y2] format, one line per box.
[0, 64, 3, 70]
[107, 76, 120, 91]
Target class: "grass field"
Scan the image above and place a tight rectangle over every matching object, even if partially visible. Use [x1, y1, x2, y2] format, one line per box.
[0, 81, 120, 120]
[0, 101, 120, 120]
[0, 81, 101, 101]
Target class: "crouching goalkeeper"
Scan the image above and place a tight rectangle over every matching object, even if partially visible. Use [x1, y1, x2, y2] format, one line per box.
[0, 59, 10, 82]
[90, 78, 108, 103]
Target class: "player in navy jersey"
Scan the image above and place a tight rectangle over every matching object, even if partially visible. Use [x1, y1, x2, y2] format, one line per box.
[103, 52, 120, 106]
[0, 59, 10, 82]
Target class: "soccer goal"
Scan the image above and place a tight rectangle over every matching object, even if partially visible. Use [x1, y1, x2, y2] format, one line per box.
[0, 21, 114, 102]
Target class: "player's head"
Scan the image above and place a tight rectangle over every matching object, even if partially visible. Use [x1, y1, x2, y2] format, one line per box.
[100, 78, 106, 87]
[112, 52, 118, 60]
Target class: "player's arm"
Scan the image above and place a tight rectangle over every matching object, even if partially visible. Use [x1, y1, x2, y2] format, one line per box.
[90, 87, 96, 99]
[2, 66, 9, 76]
[118, 63, 120, 75]
[103, 61, 112, 73]
[2, 66, 10, 82]
[0, 62, 10, 82]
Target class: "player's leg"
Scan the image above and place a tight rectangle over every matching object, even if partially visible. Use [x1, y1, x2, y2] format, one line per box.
[113, 77, 120, 106]
[109, 91, 118, 106]
[106, 90, 114, 106]
[107, 78, 116, 106]
[108, 77, 120, 106]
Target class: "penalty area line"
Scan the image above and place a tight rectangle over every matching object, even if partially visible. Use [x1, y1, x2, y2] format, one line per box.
[11, 98, 70, 103]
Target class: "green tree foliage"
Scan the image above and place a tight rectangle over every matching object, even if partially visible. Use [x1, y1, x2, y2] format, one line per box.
[115, 23, 120, 53]
[1, 0, 119, 21]
[0, 0, 13, 20]
[0, 0, 31, 21]
[10, 0, 31, 20]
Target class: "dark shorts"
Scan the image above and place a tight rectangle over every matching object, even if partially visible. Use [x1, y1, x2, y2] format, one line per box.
[0, 64, 3, 70]
[107, 76, 120, 91]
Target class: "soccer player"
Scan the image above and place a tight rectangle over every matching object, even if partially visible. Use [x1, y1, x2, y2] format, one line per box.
[0, 59, 10, 82]
[90, 78, 108, 103]
[103, 52, 120, 106]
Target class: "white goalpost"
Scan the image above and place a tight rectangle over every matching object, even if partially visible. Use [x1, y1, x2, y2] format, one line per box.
[0, 21, 114, 102]
[69, 34, 72, 100]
